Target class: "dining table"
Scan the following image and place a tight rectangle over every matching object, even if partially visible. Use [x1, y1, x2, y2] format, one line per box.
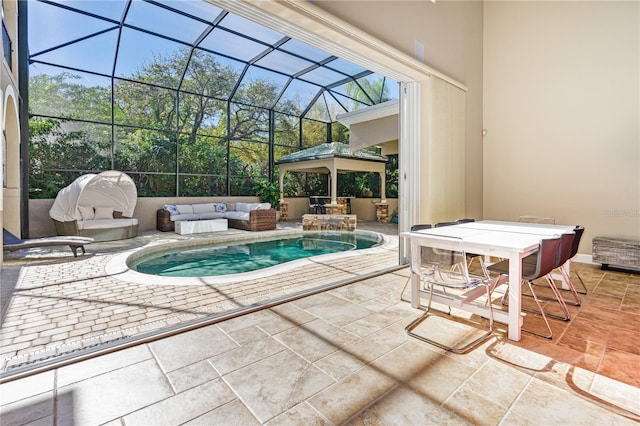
[402, 220, 575, 341]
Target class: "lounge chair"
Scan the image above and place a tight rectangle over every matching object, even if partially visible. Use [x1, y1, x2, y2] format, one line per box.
[3, 229, 94, 257]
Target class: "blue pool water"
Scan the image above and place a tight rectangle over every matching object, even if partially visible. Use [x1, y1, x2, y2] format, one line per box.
[130, 232, 383, 277]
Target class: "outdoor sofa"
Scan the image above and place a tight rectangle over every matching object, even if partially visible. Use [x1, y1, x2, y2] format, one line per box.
[157, 202, 277, 232]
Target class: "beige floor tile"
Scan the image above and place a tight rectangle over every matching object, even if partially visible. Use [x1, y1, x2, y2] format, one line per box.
[274, 319, 359, 363]
[339, 328, 407, 364]
[223, 349, 334, 423]
[57, 344, 152, 387]
[165, 359, 220, 393]
[444, 385, 510, 426]
[461, 358, 532, 408]
[209, 336, 286, 375]
[123, 379, 236, 425]
[0, 370, 54, 406]
[185, 399, 261, 425]
[303, 294, 376, 327]
[591, 374, 640, 417]
[148, 325, 238, 373]
[345, 386, 470, 426]
[227, 324, 271, 345]
[509, 377, 637, 425]
[0, 391, 54, 426]
[307, 364, 397, 425]
[265, 402, 331, 426]
[57, 359, 173, 425]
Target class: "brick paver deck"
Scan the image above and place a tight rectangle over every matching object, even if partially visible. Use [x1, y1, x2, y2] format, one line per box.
[1, 224, 400, 373]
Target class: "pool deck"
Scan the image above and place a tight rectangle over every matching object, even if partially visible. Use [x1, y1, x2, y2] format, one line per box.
[0, 221, 400, 373]
[1, 221, 639, 424]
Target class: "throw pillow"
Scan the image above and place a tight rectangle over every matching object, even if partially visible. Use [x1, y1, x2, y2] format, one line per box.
[78, 205, 95, 220]
[215, 203, 227, 213]
[94, 206, 114, 220]
[163, 204, 179, 215]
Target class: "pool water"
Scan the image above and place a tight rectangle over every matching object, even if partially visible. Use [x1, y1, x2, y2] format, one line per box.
[131, 232, 383, 277]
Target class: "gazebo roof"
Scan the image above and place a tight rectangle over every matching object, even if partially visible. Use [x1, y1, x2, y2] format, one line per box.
[277, 142, 387, 165]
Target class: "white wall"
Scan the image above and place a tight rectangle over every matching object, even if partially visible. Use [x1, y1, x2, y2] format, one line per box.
[483, 1, 640, 254]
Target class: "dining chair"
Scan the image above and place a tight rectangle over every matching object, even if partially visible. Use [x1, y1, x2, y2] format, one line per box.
[405, 235, 500, 353]
[435, 221, 457, 227]
[345, 198, 352, 214]
[525, 230, 583, 307]
[315, 197, 327, 214]
[454, 218, 489, 276]
[487, 236, 563, 339]
[567, 225, 588, 295]
[400, 224, 433, 303]
[308, 197, 318, 214]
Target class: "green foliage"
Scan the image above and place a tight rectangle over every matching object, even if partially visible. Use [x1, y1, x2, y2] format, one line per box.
[27, 48, 398, 199]
[253, 178, 281, 209]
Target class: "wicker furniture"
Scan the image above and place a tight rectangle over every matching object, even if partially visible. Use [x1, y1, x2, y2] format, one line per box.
[52, 212, 138, 242]
[157, 202, 277, 232]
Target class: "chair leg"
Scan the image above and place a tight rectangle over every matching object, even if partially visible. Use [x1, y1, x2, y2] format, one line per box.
[522, 280, 554, 339]
[498, 274, 571, 321]
[520, 274, 571, 321]
[557, 266, 582, 306]
[570, 260, 588, 294]
[405, 283, 495, 354]
[530, 264, 582, 307]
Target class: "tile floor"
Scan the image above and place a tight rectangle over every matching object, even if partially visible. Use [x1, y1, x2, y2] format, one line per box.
[1, 222, 639, 425]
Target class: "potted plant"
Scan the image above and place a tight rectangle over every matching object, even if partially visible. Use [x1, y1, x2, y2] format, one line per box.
[254, 178, 281, 212]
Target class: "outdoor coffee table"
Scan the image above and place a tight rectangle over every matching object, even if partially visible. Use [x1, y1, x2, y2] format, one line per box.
[175, 219, 228, 235]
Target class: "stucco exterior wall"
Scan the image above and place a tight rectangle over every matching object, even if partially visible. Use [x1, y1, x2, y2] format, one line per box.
[483, 1, 640, 254]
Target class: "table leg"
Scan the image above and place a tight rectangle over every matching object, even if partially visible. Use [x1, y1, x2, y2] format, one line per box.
[410, 239, 421, 309]
[507, 253, 523, 341]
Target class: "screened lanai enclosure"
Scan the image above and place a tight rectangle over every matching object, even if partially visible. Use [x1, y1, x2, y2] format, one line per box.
[26, 0, 398, 199]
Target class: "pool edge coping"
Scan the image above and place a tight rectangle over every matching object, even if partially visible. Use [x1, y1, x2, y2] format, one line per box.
[105, 229, 398, 286]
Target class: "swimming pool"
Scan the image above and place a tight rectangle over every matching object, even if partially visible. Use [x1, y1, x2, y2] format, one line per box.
[126, 231, 386, 279]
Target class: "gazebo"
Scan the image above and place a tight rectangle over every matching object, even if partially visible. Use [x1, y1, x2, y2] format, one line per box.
[277, 142, 387, 206]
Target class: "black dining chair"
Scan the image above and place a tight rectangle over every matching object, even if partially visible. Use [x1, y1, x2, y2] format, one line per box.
[566, 225, 587, 295]
[434, 221, 457, 228]
[487, 236, 563, 339]
[308, 197, 318, 214]
[315, 197, 326, 214]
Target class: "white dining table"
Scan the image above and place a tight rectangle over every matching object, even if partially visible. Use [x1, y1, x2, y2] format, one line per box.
[402, 220, 574, 341]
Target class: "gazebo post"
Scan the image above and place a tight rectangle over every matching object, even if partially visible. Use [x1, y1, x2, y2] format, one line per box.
[330, 164, 338, 205]
[379, 166, 387, 203]
[278, 169, 285, 205]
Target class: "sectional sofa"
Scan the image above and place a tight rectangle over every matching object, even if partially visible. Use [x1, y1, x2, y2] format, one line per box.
[157, 202, 277, 232]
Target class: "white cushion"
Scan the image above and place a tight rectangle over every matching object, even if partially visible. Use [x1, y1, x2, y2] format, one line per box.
[94, 206, 114, 220]
[224, 211, 250, 221]
[192, 203, 217, 213]
[196, 212, 225, 220]
[175, 204, 194, 214]
[235, 203, 250, 213]
[78, 206, 95, 220]
[77, 218, 138, 230]
[236, 202, 267, 212]
[170, 213, 200, 221]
